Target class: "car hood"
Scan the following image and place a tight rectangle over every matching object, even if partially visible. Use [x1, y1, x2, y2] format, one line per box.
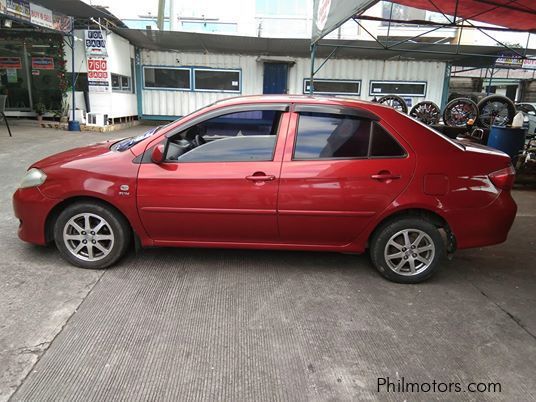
[31, 140, 119, 169]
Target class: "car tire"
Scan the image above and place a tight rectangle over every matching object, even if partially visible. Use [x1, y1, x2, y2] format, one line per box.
[370, 218, 445, 283]
[54, 202, 131, 269]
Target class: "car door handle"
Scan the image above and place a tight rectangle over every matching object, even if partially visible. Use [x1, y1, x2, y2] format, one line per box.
[371, 172, 401, 181]
[246, 173, 276, 182]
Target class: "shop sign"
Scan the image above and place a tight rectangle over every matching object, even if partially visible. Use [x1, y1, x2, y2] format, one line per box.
[31, 57, 54, 70]
[0, 57, 22, 69]
[30, 3, 53, 29]
[495, 54, 523, 69]
[522, 58, 536, 70]
[53, 14, 72, 33]
[5, 0, 30, 21]
[85, 30, 108, 57]
[87, 57, 110, 92]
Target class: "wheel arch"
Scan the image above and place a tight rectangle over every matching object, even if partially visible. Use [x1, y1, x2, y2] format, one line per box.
[367, 207, 456, 252]
[45, 196, 136, 245]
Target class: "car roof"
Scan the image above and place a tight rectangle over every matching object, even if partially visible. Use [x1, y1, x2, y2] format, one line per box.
[211, 94, 393, 113]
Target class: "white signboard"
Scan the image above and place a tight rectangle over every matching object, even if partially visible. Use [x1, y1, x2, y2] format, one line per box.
[522, 58, 536, 70]
[87, 57, 110, 93]
[85, 30, 108, 57]
[30, 3, 53, 29]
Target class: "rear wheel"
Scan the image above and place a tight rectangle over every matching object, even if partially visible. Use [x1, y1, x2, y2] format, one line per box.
[54, 202, 131, 269]
[370, 218, 444, 283]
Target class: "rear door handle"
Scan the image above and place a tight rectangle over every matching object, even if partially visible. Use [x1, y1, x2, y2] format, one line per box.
[371, 173, 401, 181]
[246, 173, 276, 182]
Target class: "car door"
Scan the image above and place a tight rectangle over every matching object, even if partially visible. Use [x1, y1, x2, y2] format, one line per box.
[277, 104, 415, 246]
[137, 104, 289, 244]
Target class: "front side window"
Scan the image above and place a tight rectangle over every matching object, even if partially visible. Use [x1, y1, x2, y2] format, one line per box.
[294, 113, 371, 159]
[165, 109, 282, 162]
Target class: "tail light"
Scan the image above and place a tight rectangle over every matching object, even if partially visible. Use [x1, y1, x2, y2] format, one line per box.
[489, 165, 516, 190]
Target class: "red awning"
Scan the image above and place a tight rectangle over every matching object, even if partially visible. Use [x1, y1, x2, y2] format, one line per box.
[392, 0, 536, 32]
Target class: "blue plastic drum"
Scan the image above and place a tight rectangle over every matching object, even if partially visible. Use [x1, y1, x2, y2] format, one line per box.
[487, 126, 526, 160]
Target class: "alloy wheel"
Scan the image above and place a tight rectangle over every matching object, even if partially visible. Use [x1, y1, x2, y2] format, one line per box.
[63, 213, 115, 262]
[383, 229, 435, 276]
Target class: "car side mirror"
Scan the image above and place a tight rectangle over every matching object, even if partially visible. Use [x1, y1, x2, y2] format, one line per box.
[151, 143, 165, 164]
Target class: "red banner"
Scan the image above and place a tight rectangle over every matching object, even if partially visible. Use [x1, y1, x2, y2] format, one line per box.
[0, 57, 22, 69]
[31, 57, 54, 70]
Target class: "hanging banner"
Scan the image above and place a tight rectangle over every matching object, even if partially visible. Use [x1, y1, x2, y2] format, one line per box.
[30, 3, 53, 29]
[31, 57, 54, 70]
[53, 14, 72, 33]
[495, 53, 523, 69]
[87, 57, 110, 93]
[85, 30, 108, 57]
[0, 57, 22, 69]
[312, 0, 376, 43]
[522, 58, 536, 70]
[5, 0, 30, 21]
[7, 68, 18, 83]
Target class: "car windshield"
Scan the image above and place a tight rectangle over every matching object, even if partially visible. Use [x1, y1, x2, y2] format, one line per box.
[114, 126, 164, 151]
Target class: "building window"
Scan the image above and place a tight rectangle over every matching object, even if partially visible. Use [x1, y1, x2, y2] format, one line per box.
[193, 69, 240, 92]
[143, 67, 190, 90]
[303, 79, 361, 95]
[369, 81, 427, 96]
[111, 74, 132, 92]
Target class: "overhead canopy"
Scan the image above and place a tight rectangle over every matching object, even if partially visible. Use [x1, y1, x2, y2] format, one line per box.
[312, 0, 536, 43]
[116, 29, 536, 67]
[31, 0, 111, 19]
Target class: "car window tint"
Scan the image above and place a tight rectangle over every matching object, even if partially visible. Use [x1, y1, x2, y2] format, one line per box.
[369, 123, 406, 157]
[177, 136, 276, 162]
[294, 113, 371, 159]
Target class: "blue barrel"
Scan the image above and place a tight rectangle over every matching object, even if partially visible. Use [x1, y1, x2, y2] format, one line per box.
[487, 126, 526, 159]
[68, 120, 81, 132]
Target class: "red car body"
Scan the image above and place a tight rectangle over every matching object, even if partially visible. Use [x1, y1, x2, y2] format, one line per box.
[13, 95, 517, 260]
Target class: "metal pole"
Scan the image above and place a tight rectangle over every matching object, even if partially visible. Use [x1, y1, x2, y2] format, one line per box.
[71, 29, 75, 124]
[309, 43, 316, 95]
[487, 66, 495, 95]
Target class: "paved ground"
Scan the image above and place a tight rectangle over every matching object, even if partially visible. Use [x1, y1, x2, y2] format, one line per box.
[1, 121, 535, 401]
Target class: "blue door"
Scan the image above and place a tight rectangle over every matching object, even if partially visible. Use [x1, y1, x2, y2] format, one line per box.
[263, 63, 288, 94]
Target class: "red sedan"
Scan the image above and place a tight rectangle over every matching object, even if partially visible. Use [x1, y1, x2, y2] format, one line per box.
[13, 96, 517, 283]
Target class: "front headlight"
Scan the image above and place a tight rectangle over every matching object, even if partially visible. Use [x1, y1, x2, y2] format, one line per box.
[19, 168, 47, 189]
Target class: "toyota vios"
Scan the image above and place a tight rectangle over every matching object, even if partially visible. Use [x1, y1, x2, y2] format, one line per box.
[13, 96, 517, 283]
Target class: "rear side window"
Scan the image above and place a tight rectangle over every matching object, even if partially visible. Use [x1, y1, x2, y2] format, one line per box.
[370, 123, 406, 157]
[294, 113, 371, 159]
[293, 112, 405, 160]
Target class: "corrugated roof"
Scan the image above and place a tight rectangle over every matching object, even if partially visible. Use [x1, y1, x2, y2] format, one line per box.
[116, 28, 536, 67]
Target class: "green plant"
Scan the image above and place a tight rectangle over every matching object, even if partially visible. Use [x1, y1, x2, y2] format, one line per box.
[34, 102, 46, 115]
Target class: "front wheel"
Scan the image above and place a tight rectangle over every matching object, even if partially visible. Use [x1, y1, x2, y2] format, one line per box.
[370, 218, 445, 283]
[54, 202, 131, 269]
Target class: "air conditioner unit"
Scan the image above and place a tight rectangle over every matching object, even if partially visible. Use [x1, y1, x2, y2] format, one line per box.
[86, 113, 109, 127]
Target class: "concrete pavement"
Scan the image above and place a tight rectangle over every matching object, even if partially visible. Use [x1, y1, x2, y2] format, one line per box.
[1, 121, 535, 401]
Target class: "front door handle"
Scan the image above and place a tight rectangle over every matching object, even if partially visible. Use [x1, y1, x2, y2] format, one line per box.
[371, 171, 401, 181]
[246, 172, 276, 182]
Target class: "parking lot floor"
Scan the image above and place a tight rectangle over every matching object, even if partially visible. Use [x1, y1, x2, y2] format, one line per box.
[1, 122, 535, 401]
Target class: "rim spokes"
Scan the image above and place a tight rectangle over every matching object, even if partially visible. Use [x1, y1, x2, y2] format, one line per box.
[383, 229, 435, 276]
[63, 213, 114, 262]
